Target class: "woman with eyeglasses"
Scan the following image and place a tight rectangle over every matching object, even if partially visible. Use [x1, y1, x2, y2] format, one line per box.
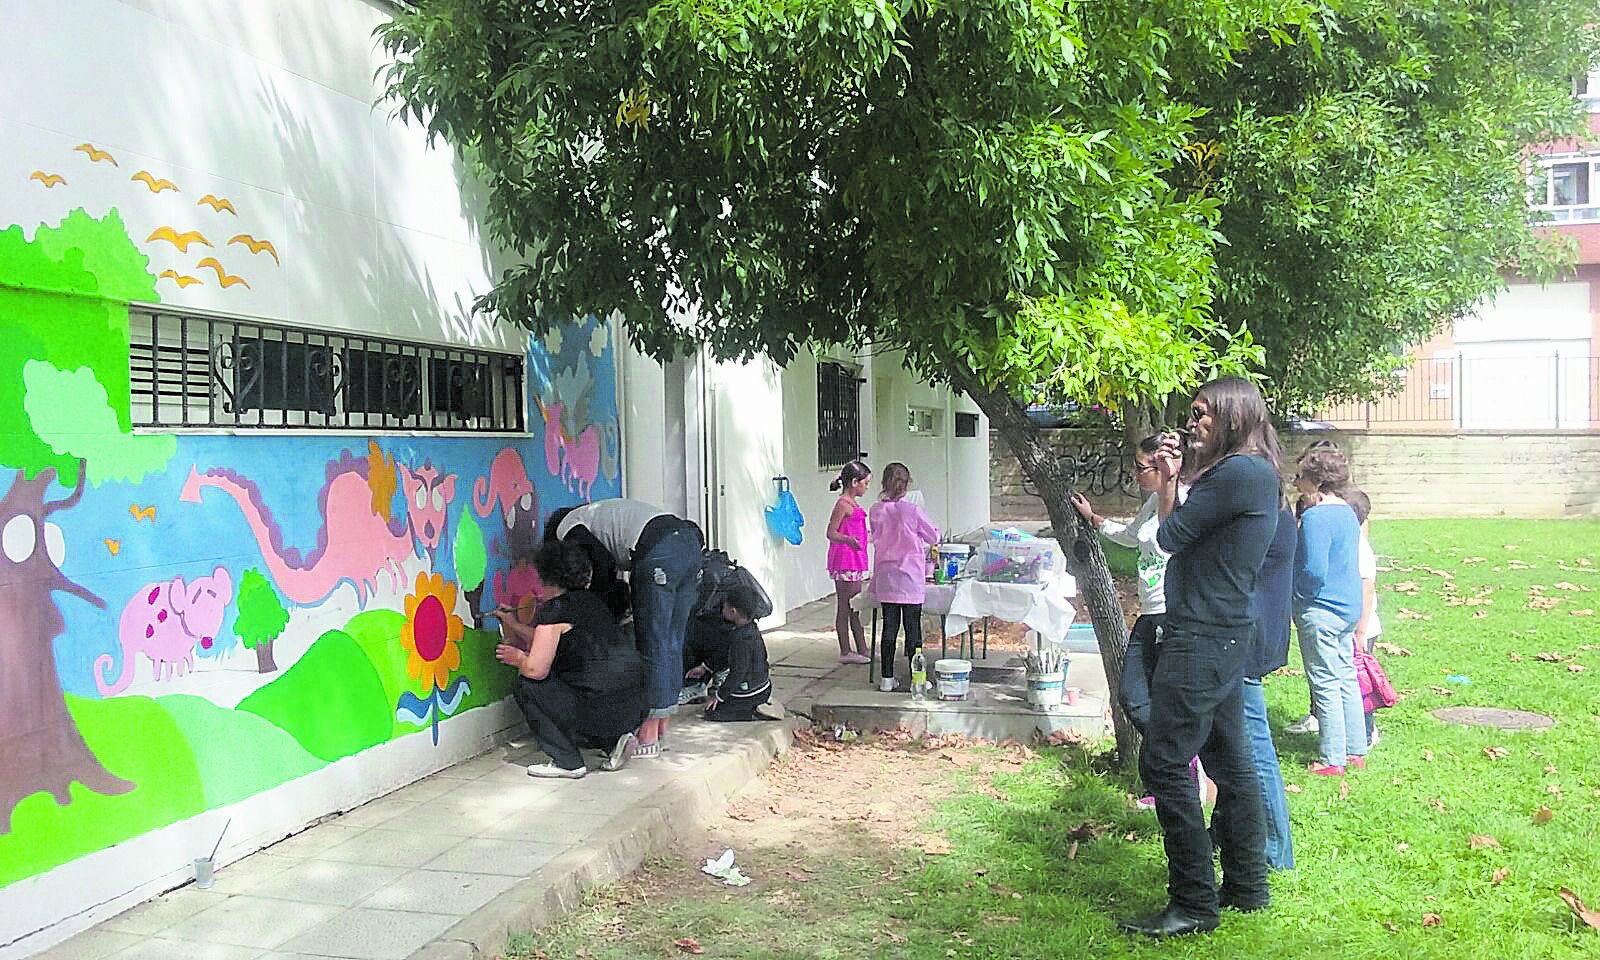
[1291, 446, 1366, 776]
[1072, 435, 1175, 736]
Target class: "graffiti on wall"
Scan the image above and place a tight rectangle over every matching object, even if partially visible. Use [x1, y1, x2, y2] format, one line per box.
[0, 207, 622, 890]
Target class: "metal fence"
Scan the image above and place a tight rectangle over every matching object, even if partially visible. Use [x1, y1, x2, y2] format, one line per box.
[1314, 353, 1600, 431]
[129, 307, 526, 432]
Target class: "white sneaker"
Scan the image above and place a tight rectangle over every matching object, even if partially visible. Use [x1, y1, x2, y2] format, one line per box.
[527, 762, 587, 779]
[878, 676, 897, 693]
[603, 733, 637, 772]
[1368, 726, 1381, 747]
[1285, 713, 1319, 735]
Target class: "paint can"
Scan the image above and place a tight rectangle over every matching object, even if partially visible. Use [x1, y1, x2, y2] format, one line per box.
[934, 658, 971, 700]
[1026, 670, 1065, 708]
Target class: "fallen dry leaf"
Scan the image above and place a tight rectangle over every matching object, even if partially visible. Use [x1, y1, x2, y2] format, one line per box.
[1339, 779, 1350, 801]
[1472, 610, 1489, 619]
[1507, 652, 1524, 661]
[1422, 913, 1443, 927]
[1430, 685, 1455, 696]
[1535, 651, 1566, 662]
[1396, 842, 1410, 852]
[1544, 764, 1559, 774]
[1483, 746, 1510, 760]
[1533, 806, 1555, 825]
[1462, 556, 1486, 564]
[1382, 921, 1401, 932]
[918, 835, 953, 855]
[1571, 609, 1595, 617]
[1375, 641, 1413, 657]
[1284, 783, 1302, 794]
[1528, 596, 1561, 610]
[1398, 608, 1433, 621]
[1569, 664, 1588, 673]
[1469, 834, 1500, 849]
[1492, 867, 1509, 886]
[1423, 750, 1435, 762]
[1067, 841, 1079, 860]
[1429, 797, 1449, 812]
[1391, 580, 1420, 593]
[1558, 887, 1600, 931]
[1548, 784, 1564, 797]
[674, 938, 705, 955]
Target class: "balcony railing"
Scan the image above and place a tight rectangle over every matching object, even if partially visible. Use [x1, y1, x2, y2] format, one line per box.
[1313, 353, 1600, 432]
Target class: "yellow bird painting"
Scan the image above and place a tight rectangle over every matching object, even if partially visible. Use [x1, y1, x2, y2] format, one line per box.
[129, 504, 156, 523]
[29, 171, 67, 188]
[158, 270, 202, 288]
[228, 234, 280, 265]
[147, 227, 211, 252]
[131, 170, 179, 193]
[197, 194, 237, 215]
[74, 142, 118, 166]
[103, 539, 122, 556]
[195, 257, 250, 289]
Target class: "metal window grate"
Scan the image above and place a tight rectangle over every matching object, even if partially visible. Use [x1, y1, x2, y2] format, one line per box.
[955, 412, 979, 437]
[129, 307, 525, 432]
[817, 360, 862, 469]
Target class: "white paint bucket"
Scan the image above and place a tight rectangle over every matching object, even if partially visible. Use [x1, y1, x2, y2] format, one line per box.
[937, 543, 971, 581]
[1026, 671, 1064, 707]
[934, 659, 971, 700]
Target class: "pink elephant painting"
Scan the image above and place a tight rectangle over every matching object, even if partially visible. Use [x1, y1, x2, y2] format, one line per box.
[474, 447, 540, 559]
[96, 566, 234, 696]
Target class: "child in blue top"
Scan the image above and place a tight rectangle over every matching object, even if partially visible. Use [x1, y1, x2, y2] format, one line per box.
[1292, 445, 1365, 775]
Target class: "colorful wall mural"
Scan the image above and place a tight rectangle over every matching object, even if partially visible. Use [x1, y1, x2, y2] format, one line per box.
[0, 206, 621, 913]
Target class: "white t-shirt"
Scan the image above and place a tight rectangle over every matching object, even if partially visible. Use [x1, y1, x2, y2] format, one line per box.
[1358, 530, 1382, 639]
[558, 498, 667, 571]
[1098, 493, 1168, 616]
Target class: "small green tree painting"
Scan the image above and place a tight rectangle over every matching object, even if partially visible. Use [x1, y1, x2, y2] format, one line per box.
[232, 568, 288, 674]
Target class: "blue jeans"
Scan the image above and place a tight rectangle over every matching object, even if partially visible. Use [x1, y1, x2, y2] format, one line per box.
[1295, 606, 1365, 766]
[632, 528, 703, 714]
[1239, 678, 1293, 870]
[1139, 627, 1268, 919]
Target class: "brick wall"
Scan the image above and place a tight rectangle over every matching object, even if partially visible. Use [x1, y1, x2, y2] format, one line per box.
[991, 429, 1600, 520]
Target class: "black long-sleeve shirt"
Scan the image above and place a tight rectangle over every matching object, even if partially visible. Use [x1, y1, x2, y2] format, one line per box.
[721, 623, 770, 702]
[1156, 454, 1281, 640]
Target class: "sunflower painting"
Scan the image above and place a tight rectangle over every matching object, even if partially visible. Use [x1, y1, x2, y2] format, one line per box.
[396, 571, 472, 744]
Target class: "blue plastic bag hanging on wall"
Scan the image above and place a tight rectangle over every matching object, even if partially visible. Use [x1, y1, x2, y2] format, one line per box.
[765, 477, 805, 545]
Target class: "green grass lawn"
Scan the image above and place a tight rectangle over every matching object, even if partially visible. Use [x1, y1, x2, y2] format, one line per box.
[512, 519, 1600, 959]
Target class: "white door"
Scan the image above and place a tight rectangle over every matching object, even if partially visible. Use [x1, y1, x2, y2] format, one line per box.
[707, 359, 787, 623]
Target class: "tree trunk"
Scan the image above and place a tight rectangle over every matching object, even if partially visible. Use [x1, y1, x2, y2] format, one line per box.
[255, 638, 278, 674]
[950, 372, 1142, 767]
[0, 466, 135, 834]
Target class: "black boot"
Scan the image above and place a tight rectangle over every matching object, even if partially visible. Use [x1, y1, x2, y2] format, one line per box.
[1117, 903, 1220, 939]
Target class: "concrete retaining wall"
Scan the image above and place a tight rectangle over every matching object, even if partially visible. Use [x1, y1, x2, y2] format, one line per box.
[991, 428, 1600, 520]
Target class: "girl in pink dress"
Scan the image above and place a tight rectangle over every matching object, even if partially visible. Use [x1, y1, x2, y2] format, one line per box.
[868, 462, 940, 692]
[825, 460, 872, 664]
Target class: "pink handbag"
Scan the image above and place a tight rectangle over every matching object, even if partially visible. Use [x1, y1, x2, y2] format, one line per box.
[1356, 644, 1399, 711]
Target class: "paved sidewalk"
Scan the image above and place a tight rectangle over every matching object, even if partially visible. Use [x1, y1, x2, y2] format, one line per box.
[33, 598, 856, 960]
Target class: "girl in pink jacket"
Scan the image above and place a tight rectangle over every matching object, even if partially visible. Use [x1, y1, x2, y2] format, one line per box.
[868, 462, 940, 692]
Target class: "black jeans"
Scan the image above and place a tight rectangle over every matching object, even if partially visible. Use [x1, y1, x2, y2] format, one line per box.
[704, 685, 771, 722]
[1120, 614, 1164, 735]
[513, 675, 644, 771]
[880, 602, 923, 677]
[1138, 627, 1269, 919]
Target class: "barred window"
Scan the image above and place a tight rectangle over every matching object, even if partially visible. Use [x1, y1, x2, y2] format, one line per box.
[955, 412, 979, 437]
[128, 306, 525, 432]
[817, 360, 862, 470]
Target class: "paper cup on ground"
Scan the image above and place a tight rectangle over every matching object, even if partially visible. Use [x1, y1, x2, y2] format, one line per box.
[193, 857, 215, 889]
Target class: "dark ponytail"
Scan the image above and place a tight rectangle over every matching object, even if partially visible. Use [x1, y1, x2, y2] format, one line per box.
[829, 459, 870, 492]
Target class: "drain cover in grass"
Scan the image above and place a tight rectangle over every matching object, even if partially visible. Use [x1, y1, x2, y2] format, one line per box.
[1432, 706, 1554, 730]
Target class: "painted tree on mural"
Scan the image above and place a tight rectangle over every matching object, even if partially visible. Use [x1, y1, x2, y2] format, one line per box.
[0, 209, 164, 829]
[379, 0, 1598, 760]
[233, 568, 288, 673]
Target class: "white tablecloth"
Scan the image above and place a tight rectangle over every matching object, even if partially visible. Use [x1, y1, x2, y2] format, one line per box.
[851, 575, 1077, 644]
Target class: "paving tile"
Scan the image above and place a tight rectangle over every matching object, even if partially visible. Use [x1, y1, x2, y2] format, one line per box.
[421, 836, 567, 876]
[316, 825, 465, 868]
[266, 823, 369, 859]
[434, 754, 505, 779]
[106, 936, 267, 959]
[160, 895, 340, 950]
[206, 853, 301, 895]
[361, 869, 520, 915]
[31, 929, 144, 960]
[381, 776, 458, 804]
[101, 888, 230, 935]
[244, 859, 399, 908]
[470, 808, 613, 841]
[278, 908, 457, 960]
[328, 796, 419, 829]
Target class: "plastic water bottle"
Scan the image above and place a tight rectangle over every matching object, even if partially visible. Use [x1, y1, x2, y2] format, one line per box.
[910, 650, 927, 701]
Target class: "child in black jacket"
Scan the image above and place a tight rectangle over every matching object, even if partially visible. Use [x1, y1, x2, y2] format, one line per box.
[703, 583, 772, 722]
